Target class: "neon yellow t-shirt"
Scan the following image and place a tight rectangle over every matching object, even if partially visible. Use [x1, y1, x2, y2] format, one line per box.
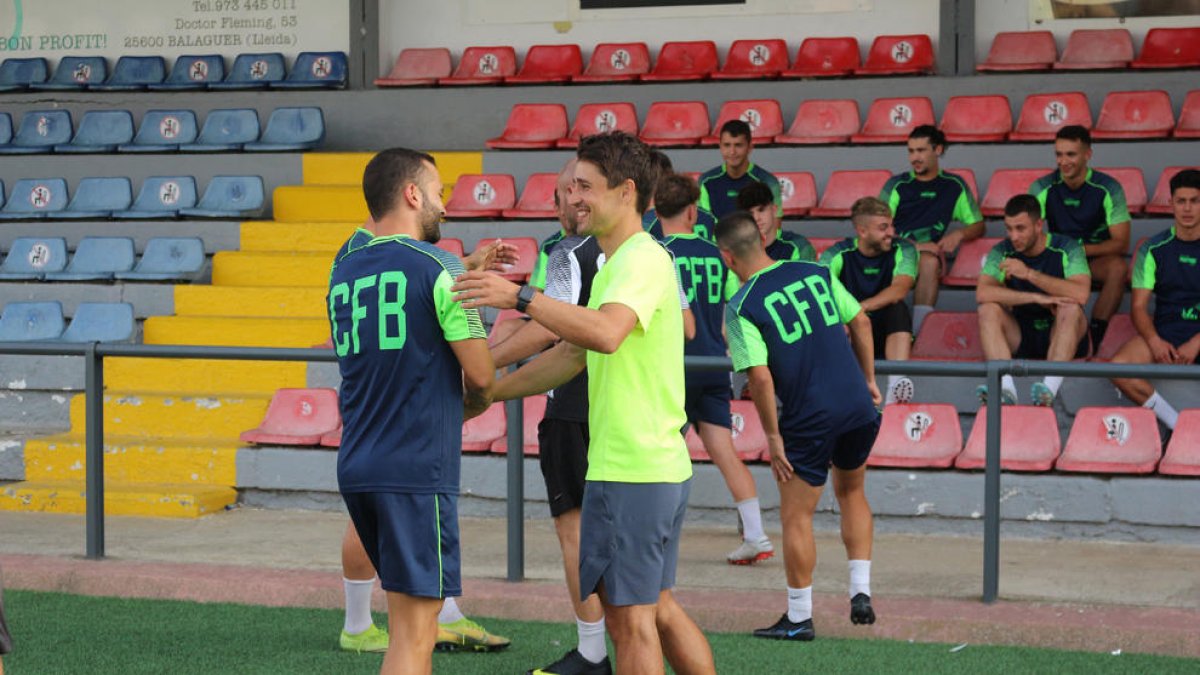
[586, 231, 692, 483]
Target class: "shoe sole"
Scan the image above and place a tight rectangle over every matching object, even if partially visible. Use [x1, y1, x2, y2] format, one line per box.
[752, 631, 814, 641]
[435, 641, 511, 653]
[728, 550, 774, 566]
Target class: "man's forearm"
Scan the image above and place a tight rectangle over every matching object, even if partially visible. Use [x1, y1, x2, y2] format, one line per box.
[859, 282, 912, 313]
[977, 284, 1040, 308]
[492, 340, 586, 402]
[1028, 271, 1088, 304]
[746, 368, 781, 437]
[525, 292, 627, 354]
[848, 313, 876, 382]
[491, 320, 559, 368]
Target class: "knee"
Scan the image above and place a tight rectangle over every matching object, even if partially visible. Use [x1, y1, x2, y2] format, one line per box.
[977, 302, 1003, 324]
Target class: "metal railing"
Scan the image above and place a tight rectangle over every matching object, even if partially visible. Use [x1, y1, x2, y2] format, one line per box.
[1, 341, 1197, 603]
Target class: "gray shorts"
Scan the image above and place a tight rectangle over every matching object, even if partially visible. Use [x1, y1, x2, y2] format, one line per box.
[578, 478, 692, 607]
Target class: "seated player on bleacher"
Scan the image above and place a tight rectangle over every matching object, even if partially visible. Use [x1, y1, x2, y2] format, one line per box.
[736, 182, 815, 262]
[1110, 169, 1200, 431]
[820, 197, 918, 405]
[976, 194, 1091, 407]
[698, 119, 782, 220]
[644, 149, 718, 240]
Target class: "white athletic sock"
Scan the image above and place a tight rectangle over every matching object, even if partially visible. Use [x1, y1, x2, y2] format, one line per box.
[1001, 374, 1017, 400]
[576, 617, 607, 664]
[1144, 391, 1180, 430]
[1043, 376, 1064, 396]
[786, 586, 813, 623]
[912, 305, 935, 335]
[438, 596, 465, 624]
[736, 498, 766, 543]
[848, 560, 872, 598]
[343, 577, 376, 634]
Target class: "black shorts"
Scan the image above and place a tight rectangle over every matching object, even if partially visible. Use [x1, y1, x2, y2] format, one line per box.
[868, 301, 912, 356]
[342, 491, 461, 599]
[537, 418, 589, 517]
[684, 384, 732, 429]
[786, 415, 881, 487]
[1015, 318, 1090, 360]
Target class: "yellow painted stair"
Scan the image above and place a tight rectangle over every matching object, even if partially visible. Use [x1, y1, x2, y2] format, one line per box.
[0, 480, 235, 518]
[22, 435, 237, 485]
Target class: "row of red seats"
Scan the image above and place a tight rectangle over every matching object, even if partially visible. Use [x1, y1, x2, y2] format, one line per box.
[913, 312, 1143, 362]
[488, 91, 1200, 151]
[375, 35, 933, 86]
[444, 165, 1191, 220]
[238, 388, 1199, 476]
[979, 27, 1200, 72]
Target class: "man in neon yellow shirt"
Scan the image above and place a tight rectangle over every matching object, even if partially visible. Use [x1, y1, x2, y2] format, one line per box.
[453, 131, 715, 675]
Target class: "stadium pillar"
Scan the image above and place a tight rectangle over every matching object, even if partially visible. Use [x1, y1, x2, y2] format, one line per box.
[939, 0, 976, 75]
[982, 360, 1003, 603]
[84, 342, 105, 560]
[505, 389, 525, 581]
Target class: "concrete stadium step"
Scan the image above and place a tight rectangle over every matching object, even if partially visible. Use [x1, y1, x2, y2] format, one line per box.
[144, 315, 330, 347]
[0, 220, 241, 255]
[211, 251, 332, 287]
[239, 221, 358, 253]
[0, 479, 235, 517]
[0, 283, 176, 319]
[273, 185, 369, 223]
[302, 151, 482, 186]
[0, 391, 71, 434]
[22, 434, 237, 486]
[173, 285, 327, 319]
[66, 391, 270, 441]
[106, 358, 306, 395]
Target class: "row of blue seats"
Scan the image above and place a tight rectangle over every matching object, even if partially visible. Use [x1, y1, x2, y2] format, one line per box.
[0, 176, 262, 220]
[0, 108, 324, 154]
[0, 237, 203, 281]
[0, 301, 134, 342]
[0, 52, 346, 92]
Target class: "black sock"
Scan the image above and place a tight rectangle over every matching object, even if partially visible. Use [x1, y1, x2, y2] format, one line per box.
[1089, 319, 1108, 348]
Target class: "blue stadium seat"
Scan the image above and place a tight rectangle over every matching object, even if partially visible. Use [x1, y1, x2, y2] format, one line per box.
[148, 54, 226, 90]
[0, 113, 10, 145]
[272, 51, 347, 89]
[180, 176, 264, 218]
[0, 57, 49, 91]
[0, 237, 67, 280]
[117, 237, 205, 281]
[0, 110, 73, 154]
[0, 178, 68, 219]
[54, 110, 135, 153]
[112, 176, 197, 219]
[60, 302, 135, 342]
[0, 302, 64, 341]
[90, 56, 166, 91]
[44, 237, 135, 281]
[180, 109, 259, 152]
[60, 177, 133, 219]
[209, 52, 285, 89]
[30, 56, 107, 90]
[243, 107, 324, 151]
[119, 109, 199, 152]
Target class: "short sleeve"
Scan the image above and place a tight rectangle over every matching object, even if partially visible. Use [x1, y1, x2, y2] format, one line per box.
[1064, 238, 1090, 278]
[1131, 239, 1157, 291]
[953, 183, 983, 225]
[894, 239, 918, 279]
[595, 238, 671, 329]
[831, 275, 862, 324]
[881, 176, 901, 215]
[982, 243, 1006, 283]
[795, 236, 816, 263]
[726, 304, 768, 371]
[1104, 180, 1131, 225]
[820, 246, 844, 278]
[543, 244, 580, 305]
[530, 247, 551, 289]
[433, 270, 486, 341]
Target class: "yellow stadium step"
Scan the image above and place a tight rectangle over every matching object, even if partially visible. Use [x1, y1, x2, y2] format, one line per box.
[22, 435, 237, 486]
[211, 251, 333, 288]
[239, 221, 358, 253]
[144, 315, 330, 348]
[273, 185, 367, 223]
[0, 480, 235, 518]
[106, 358, 307, 395]
[66, 391, 270, 441]
[303, 151, 483, 186]
[173, 286, 328, 319]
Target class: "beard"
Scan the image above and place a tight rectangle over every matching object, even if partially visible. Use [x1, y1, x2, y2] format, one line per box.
[418, 191, 442, 243]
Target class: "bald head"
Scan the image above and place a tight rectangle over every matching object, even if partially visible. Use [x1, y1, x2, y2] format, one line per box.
[554, 157, 580, 234]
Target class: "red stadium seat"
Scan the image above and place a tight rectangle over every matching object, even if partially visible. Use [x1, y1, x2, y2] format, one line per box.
[639, 101, 710, 147]
[445, 174, 516, 218]
[1096, 167, 1147, 214]
[977, 31, 1056, 72]
[488, 308, 527, 346]
[855, 34, 935, 75]
[1159, 410, 1200, 476]
[911, 311, 982, 361]
[1055, 29, 1134, 70]
[506, 44, 583, 84]
[956, 406, 1061, 471]
[713, 39, 789, 80]
[490, 395, 546, 456]
[435, 238, 465, 257]
[1056, 406, 1161, 474]
[573, 42, 651, 82]
[375, 48, 452, 86]
[558, 102, 639, 148]
[810, 170, 891, 217]
[775, 99, 860, 145]
[940, 95, 1012, 143]
[642, 41, 719, 82]
[502, 173, 558, 219]
[476, 236, 537, 281]
[781, 37, 860, 78]
[1008, 92, 1092, 142]
[1173, 90, 1200, 138]
[700, 99, 783, 145]
[981, 169, 1049, 217]
[1092, 313, 1135, 361]
[685, 400, 767, 462]
[1091, 90, 1174, 140]
[240, 388, 340, 446]
[945, 167, 980, 200]
[319, 425, 341, 448]
[942, 237, 1001, 287]
[485, 104, 568, 149]
[1146, 166, 1196, 215]
[775, 172, 817, 217]
[1131, 27, 1200, 69]
[439, 46, 517, 85]
[809, 237, 840, 258]
[462, 402, 506, 452]
[868, 403, 963, 468]
[850, 97, 935, 144]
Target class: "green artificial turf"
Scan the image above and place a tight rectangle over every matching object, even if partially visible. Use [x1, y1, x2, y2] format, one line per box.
[3, 590, 1196, 674]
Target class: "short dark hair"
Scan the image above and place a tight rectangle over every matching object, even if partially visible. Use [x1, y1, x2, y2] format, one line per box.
[736, 181, 775, 211]
[577, 131, 658, 214]
[909, 124, 946, 149]
[715, 210, 761, 257]
[1169, 168, 1200, 195]
[649, 148, 674, 177]
[1004, 194, 1042, 221]
[1055, 125, 1091, 146]
[654, 174, 700, 219]
[362, 147, 436, 221]
[720, 119, 752, 142]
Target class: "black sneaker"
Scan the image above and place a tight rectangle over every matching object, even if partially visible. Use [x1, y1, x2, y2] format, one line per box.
[850, 593, 876, 625]
[752, 613, 815, 641]
[526, 648, 612, 675]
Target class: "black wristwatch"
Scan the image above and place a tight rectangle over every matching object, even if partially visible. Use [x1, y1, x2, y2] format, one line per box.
[515, 284, 537, 313]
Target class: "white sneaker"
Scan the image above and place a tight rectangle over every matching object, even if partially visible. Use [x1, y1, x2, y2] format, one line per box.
[727, 536, 774, 565]
[886, 376, 915, 405]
